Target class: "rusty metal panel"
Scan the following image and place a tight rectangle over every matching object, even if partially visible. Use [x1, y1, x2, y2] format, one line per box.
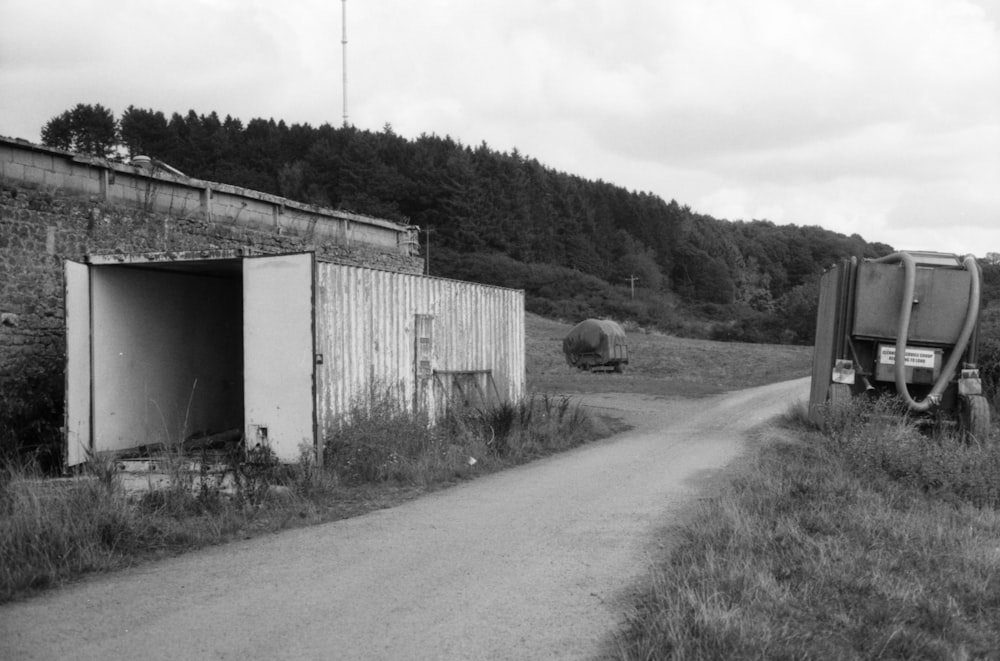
[315, 265, 525, 437]
[853, 262, 971, 345]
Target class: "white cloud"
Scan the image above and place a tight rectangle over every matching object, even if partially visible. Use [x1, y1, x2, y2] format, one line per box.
[1, 0, 998, 255]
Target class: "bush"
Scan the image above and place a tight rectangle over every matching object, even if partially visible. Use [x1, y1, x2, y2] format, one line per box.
[0, 358, 64, 473]
[976, 307, 1000, 407]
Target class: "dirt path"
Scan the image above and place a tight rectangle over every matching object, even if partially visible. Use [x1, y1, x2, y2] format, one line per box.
[0, 378, 809, 661]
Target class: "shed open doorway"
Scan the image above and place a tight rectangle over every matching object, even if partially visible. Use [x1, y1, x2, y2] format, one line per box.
[65, 252, 316, 467]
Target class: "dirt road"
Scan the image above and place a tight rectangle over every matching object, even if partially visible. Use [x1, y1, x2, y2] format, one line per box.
[0, 378, 809, 660]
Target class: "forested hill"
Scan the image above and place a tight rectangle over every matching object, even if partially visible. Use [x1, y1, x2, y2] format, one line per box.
[43, 104, 903, 344]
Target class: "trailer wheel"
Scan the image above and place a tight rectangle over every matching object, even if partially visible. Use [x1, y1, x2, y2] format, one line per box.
[959, 395, 991, 445]
[613, 362, 626, 374]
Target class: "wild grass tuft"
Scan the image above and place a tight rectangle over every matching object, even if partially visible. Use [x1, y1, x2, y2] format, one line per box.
[324, 386, 452, 484]
[614, 396, 1000, 659]
[324, 388, 599, 486]
[0, 445, 317, 602]
[1, 463, 148, 598]
[824, 395, 1000, 509]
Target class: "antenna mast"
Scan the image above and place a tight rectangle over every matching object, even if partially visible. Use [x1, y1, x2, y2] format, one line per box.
[341, 0, 348, 127]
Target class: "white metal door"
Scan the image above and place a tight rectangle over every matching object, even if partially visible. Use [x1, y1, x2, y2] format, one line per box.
[64, 260, 91, 466]
[243, 253, 316, 462]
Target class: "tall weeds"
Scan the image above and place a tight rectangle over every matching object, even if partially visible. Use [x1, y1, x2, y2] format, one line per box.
[822, 395, 1000, 509]
[1, 464, 148, 597]
[0, 448, 306, 602]
[3, 391, 599, 602]
[324, 389, 598, 486]
[614, 396, 1000, 659]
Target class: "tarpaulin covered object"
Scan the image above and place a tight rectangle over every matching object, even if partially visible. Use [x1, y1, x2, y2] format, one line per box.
[562, 319, 629, 371]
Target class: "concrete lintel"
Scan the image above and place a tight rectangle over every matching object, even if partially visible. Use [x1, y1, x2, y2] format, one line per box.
[85, 248, 253, 265]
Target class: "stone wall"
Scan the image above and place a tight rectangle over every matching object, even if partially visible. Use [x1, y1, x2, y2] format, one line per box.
[0, 138, 419, 251]
[0, 138, 425, 466]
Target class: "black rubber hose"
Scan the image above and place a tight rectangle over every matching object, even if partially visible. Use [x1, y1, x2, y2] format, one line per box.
[872, 253, 980, 412]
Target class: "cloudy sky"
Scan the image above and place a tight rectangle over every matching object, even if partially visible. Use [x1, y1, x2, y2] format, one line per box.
[2, 0, 999, 255]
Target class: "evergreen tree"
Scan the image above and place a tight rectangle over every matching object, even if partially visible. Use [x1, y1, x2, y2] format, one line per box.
[40, 103, 118, 157]
[35, 100, 899, 343]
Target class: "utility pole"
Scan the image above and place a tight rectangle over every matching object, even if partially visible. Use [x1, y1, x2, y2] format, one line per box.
[422, 227, 435, 275]
[626, 274, 639, 299]
[341, 0, 348, 127]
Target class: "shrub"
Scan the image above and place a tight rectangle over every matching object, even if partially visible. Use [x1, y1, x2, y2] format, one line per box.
[976, 307, 1000, 407]
[0, 357, 64, 474]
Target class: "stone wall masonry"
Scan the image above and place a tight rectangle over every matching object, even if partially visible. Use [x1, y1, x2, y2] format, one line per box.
[0, 181, 424, 380]
[0, 137, 419, 251]
[0, 137, 425, 461]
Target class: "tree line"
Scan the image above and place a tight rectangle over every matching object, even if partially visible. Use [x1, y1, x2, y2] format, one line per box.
[40, 103, 949, 344]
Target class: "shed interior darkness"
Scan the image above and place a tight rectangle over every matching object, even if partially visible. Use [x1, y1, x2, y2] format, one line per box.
[90, 259, 244, 453]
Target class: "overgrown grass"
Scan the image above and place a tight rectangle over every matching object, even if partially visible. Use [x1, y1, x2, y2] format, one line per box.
[0, 456, 274, 602]
[613, 397, 1000, 660]
[324, 388, 598, 485]
[1, 393, 601, 603]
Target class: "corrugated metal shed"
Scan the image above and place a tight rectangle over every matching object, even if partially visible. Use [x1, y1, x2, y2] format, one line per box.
[315, 263, 525, 440]
[65, 251, 525, 464]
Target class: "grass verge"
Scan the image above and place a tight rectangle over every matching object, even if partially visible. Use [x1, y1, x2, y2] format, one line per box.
[1, 393, 610, 604]
[613, 398, 1000, 660]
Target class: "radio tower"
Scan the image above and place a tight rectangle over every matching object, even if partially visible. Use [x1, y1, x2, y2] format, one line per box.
[341, 0, 348, 127]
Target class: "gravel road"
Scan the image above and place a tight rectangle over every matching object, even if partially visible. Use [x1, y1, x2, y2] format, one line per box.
[0, 377, 809, 660]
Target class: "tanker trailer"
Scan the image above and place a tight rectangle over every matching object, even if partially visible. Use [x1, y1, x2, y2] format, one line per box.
[563, 319, 630, 373]
[808, 251, 990, 442]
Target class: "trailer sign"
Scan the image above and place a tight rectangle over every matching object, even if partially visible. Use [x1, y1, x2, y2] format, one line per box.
[878, 346, 937, 368]
[875, 344, 942, 384]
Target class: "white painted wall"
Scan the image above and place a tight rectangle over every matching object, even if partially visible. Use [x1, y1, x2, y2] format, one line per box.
[91, 266, 243, 452]
[243, 254, 316, 462]
[64, 261, 92, 465]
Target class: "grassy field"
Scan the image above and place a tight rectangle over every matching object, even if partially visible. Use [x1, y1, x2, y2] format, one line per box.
[534, 313, 1000, 659]
[612, 398, 1000, 660]
[526, 313, 812, 397]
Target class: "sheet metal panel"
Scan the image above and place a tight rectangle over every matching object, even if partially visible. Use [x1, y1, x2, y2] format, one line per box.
[853, 262, 971, 345]
[244, 253, 316, 462]
[64, 261, 92, 466]
[809, 262, 846, 423]
[315, 264, 525, 437]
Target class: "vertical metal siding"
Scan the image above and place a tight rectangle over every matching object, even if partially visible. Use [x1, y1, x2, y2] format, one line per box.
[809, 263, 845, 423]
[315, 264, 524, 438]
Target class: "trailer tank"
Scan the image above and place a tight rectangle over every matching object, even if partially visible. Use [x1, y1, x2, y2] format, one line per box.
[808, 251, 990, 442]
